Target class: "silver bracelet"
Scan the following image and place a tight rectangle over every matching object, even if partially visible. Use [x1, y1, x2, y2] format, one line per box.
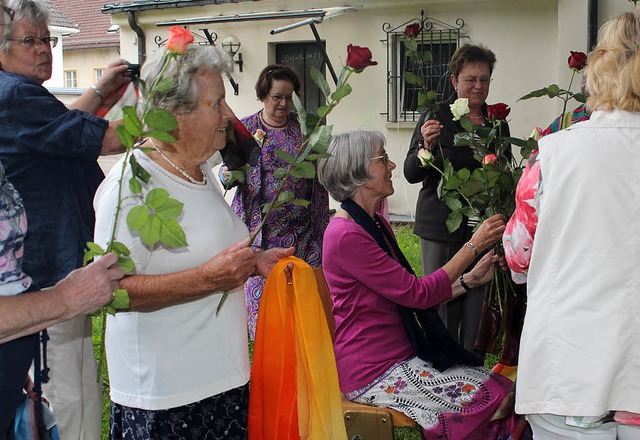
[464, 241, 478, 257]
[90, 85, 104, 99]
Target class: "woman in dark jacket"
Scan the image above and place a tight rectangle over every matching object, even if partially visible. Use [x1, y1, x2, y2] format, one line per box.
[404, 44, 509, 357]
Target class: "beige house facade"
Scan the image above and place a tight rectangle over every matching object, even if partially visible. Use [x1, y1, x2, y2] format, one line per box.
[101, 0, 634, 217]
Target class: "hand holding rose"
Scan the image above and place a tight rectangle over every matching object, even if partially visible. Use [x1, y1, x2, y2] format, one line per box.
[419, 119, 442, 150]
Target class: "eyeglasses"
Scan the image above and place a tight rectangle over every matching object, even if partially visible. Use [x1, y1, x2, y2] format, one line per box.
[6, 36, 59, 48]
[267, 92, 293, 104]
[459, 76, 491, 86]
[370, 153, 390, 165]
[2, 6, 15, 24]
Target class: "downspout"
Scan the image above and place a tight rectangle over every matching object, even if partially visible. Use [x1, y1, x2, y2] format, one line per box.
[128, 11, 146, 65]
[588, 0, 598, 51]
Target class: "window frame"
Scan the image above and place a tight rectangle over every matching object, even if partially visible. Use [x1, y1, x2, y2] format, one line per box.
[64, 69, 77, 88]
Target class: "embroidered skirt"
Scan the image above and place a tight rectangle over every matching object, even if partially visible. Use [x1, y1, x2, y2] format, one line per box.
[345, 356, 514, 439]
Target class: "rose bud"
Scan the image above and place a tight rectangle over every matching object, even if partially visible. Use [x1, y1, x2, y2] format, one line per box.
[346, 44, 378, 72]
[482, 154, 497, 165]
[486, 103, 511, 121]
[404, 23, 421, 38]
[417, 148, 434, 167]
[568, 51, 588, 71]
[166, 26, 194, 54]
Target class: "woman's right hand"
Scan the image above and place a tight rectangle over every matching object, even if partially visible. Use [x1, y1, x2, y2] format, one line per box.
[197, 238, 256, 292]
[419, 119, 443, 150]
[470, 214, 507, 253]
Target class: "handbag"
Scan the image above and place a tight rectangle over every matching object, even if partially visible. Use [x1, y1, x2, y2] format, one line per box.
[14, 394, 60, 440]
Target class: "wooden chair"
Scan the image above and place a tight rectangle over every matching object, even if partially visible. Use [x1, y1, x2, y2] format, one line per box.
[312, 268, 422, 440]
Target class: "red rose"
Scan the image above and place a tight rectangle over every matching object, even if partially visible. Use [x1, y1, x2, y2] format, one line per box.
[567, 51, 587, 71]
[404, 23, 421, 38]
[486, 103, 511, 121]
[346, 44, 378, 72]
[167, 26, 194, 54]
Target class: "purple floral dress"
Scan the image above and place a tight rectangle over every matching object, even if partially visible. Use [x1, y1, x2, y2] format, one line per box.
[231, 111, 330, 339]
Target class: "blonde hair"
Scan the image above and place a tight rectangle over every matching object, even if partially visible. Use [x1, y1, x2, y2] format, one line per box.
[586, 9, 640, 111]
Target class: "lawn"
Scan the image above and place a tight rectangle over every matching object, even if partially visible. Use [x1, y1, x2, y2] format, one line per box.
[92, 222, 501, 440]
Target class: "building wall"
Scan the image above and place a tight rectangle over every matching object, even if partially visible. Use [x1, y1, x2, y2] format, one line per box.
[109, 0, 633, 216]
[63, 47, 122, 88]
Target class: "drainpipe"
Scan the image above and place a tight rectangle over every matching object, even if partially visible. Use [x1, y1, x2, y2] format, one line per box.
[588, 0, 598, 51]
[128, 11, 146, 65]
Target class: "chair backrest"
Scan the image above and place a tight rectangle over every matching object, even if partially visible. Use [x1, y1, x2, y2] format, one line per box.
[313, 268, 336, 343]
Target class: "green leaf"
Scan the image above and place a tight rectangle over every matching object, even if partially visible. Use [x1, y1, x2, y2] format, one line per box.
[83, 242, 105, 266]
[273, 168, 287, 178]
[145, 108, 178, 132]
[460, 116, 473, 132]
[458, 168, 471, 181]
[129, 154, 151, 183]
[443, 175, 462, 190]
[129, 177, 142, 194]
[459, 179, 485, 197]
[307, 125, 333, 156]
[116, 124, 134, 149]
[111, 288, 130, 309]
[277, 190, 294, 203]
[446, 211, 463, 233]
[331, 83, 352, 101]
[155, 198, 184, 221]
[274, 149, 297, 165]
[127, 205, 149, 231]
[305, 153, 332, 160]
[519, 87, 550, 101]
[291, 198, 311, 207]
[294, 94, 307, 135]
[443, 161, 454, 179]
[152, 76, 175, 93]
[289, 161, 316, 179]
[404, 71, 423, 86]
[139, 214, 162, 246]
[160, 219, 188, 248]
[146, 188, 170, 210]
[403, 37, 418, 52]
[426, 90, 438, 101]
[453, 133, 471, 147]
[145, 130, 176, 143]
[573, 92, 587, 103]
[110, 241, 131, 256]
[420, 51, 433, 63]
[443, 194, 462, 211]
[417, 92, 428, 107]
[311, 67, 331, 97]
[117, 256, 136, 274]
[123, 106, 143, 137]
[105, 305, 117, 316]
[501, 136, 529, 147]
[305, 114, 320, 135]
[546, 84, 561, 98]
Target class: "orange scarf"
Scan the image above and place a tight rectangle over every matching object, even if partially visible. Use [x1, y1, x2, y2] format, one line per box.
[248, 257, 347, 439]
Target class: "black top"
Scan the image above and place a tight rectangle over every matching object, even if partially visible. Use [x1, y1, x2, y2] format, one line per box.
[404, 95, 511, 243]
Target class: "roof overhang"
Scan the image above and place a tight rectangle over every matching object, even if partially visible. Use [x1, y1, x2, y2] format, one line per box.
[102, 0, 256, 14]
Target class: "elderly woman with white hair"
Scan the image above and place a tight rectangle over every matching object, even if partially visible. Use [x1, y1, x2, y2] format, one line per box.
[317, 130, 515, 439]
[504, 10, 640, 439]
[93, 44, 292, 439]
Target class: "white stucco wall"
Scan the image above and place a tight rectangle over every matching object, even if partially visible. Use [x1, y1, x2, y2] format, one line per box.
[108, 0, 634, 216]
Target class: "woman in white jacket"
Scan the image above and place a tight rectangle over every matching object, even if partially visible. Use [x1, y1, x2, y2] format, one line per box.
[503, 10, 640, 439]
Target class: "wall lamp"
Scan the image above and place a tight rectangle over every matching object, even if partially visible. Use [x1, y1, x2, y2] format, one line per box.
[221, 35, 243, 72]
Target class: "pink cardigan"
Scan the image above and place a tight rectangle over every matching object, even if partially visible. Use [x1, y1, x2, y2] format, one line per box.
[322, 216, 452, 392]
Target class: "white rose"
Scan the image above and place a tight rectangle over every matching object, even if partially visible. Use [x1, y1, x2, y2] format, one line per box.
[450, 98, 470, 121]
[417, 148, 434, 167]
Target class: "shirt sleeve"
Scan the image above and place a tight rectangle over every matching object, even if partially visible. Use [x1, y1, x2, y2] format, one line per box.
[330, 220, 452, 309]
[6, 81, 107, 160]
[503, 150, 541, 284]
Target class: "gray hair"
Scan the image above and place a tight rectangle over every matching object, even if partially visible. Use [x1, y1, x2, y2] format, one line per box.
[0, 0, 49, 52]
[138, 44, 233, 115]
[317, 130, 386, 202]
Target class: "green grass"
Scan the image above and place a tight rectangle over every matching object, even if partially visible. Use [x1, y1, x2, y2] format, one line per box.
[91, 223, 500, 440]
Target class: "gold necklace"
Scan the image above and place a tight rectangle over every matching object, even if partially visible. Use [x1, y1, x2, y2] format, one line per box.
[148, 138, 207, 185]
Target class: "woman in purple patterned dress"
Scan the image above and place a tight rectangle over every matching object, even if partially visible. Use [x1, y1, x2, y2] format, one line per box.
[220, 65, 330, 339]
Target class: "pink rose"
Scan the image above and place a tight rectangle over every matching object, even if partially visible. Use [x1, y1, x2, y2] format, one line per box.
[482, 154, 497, 165]
[568, 51, 587, 71]
[167, 26, 194, 54]
[486, 103, 511, 121]
[346, 44, 378, 72]
[404, 24, 421, 38]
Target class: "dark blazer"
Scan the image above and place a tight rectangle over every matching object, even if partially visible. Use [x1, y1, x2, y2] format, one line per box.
[404, 96, 510, 243]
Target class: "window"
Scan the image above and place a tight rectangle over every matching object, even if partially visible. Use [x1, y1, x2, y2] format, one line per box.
[384, 14, 463, 123]
[64, 70, 77, 88]
[275, 42, 326, 116]
[94, 68, 105, 83]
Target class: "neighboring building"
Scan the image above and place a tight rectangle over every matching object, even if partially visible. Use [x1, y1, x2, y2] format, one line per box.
[47, 0, 121, 105]
[40, 0, 77, 93]
[101, 0, 631, 217]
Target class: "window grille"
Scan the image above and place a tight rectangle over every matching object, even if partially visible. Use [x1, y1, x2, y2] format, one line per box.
[382, 11, 464, 123]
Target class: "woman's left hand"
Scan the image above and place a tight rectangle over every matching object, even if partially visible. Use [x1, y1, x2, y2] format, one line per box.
[255, 247, 295, 278]
[96, 59, 131, 96]
[465, 250, 498, 288]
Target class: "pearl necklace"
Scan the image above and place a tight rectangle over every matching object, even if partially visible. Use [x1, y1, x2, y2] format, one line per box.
[148, 138, 207, 185]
